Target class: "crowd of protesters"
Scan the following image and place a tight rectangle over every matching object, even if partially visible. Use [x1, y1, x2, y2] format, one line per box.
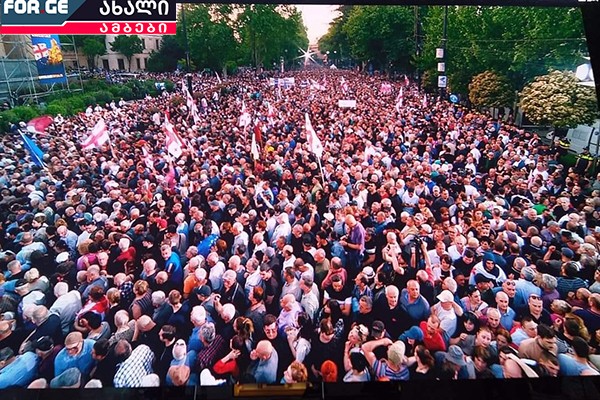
[0, 67, 600, 389]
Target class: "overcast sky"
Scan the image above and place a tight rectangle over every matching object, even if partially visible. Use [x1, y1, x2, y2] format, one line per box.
[296, 5, 339, 45]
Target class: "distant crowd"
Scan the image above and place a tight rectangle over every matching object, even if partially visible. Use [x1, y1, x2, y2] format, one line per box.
[1, 68, 600, 388]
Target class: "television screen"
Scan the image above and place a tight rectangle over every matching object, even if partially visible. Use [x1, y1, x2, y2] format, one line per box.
[0, 0, 599, 395]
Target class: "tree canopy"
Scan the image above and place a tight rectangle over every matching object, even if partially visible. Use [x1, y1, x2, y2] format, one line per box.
[146, 36, 184, 72]
[469, 71, 515, 109]
[59, 35, 106, 70]
[519, 70, 598, 128]
[172, 4, 309, 73]
[318, 6, 587, 96]
[110, 35, 144, 71]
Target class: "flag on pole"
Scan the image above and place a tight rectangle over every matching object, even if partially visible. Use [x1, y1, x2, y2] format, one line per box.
[404, 75, 410, 86]
[215, 71, 222, 85]
[164, 113, 183, 158]
[238, 101, 251, 128]
[182, 80, 195, 112]
[251, 128, 260, 161]
[422, 94, 428, 108]
[266, 102, 276, 125]
[19, 131, 46, 167]
[26, 115, 54, 134]
[305, 113, 323, 159]
[191, 102, 202, 125]
[340, 77, 348, 94]
[395, 87, 403, 112]
[142, 146, 155, 170]
[253, 120, 263, 146]
[81, 119, 109, 151]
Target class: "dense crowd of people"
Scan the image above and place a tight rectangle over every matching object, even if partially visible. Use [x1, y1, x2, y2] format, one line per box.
[0, 67, 600, 389]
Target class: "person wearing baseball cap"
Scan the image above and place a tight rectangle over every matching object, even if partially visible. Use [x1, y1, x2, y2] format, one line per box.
[432, 345, 468, 379]
[34, 336, 62, 382]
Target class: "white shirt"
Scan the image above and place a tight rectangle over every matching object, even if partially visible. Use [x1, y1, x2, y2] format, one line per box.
[432, 303, 457, 337]
[50, 290, 82, 335]
[209, 261, 226, 291]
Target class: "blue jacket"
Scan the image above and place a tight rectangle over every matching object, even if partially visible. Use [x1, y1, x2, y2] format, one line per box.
[0, 351, 39, 388]
[54, 338, 96, 377]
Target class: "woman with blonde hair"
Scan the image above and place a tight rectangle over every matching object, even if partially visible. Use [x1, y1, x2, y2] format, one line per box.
[129, 280, 153, 319]
[283, 360, 308, 383]
[76, 239, 97, 271]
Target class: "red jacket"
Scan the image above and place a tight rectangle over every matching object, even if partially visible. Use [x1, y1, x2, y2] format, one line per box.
[419, 321, 447, 352]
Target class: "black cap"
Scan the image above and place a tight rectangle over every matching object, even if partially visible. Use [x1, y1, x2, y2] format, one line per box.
[143, 234, 155, 243]
[194, 285, 212, 297]
[474, 274, 493, 284]
[34, 336, 54, 352]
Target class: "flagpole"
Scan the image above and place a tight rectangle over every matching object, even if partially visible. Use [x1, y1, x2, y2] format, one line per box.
[18, 129, 57, 183]
[316, 155, 326, 189]
[107, 130, 117, 159]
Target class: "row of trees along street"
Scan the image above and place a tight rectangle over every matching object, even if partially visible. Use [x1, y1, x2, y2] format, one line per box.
[65, 5, 598, 134]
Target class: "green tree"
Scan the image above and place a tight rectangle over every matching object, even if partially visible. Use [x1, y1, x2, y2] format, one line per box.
[146, 36, 184, 72]
[82, 37, 106, 70]
[417, 6, 586, 95]
[469, 71, 515, 109]
[318, 6, 353, 65]
[342, 6, 414, 72]
[519, 70, 598, 129]
[59, 35, 106, 69]
[236, 4, 308, 69]
[110, 35, 144, 71]
[178, 4, 239, 72]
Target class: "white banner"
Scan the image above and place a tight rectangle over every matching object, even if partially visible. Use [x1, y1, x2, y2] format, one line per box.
[269, 77, 295, 88]
[338, 99, 357, 108]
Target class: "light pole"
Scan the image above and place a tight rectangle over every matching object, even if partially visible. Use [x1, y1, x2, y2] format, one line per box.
[180, 4, 192, 93]
[439, 5, 448, 100]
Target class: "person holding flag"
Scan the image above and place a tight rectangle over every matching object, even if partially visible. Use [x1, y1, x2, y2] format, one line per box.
[164, 113, 184, 159]
[18, 130, 46, 168]
[81, 119, 109, 151]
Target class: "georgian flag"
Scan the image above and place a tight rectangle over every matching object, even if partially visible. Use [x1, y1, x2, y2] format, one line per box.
[164, 113, 183, 158]
[340, 77, 349, 94]
[81, 119, 109, 150]
[395, 87, 403, 112]
[33, 43, 49, 61]
[251, 128, 260, 161]
[305, 113, 323, 159]
[238, 101, 251, 128]
[27, 115, 54, 134]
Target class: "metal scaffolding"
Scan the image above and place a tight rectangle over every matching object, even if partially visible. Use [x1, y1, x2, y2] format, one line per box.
[0, 35, 83, 108]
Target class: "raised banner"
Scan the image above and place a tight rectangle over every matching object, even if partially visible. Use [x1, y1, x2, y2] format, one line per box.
[31, 35, 67, 85]
[338, 99, 357, 108]
[269, 77, 295, 88]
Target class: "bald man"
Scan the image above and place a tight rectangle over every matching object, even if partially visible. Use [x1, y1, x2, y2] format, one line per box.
[250, 340, 279, 383]
[0, 320, 23, 355]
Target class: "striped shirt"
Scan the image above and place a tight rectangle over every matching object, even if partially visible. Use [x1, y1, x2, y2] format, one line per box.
[373, 359, 409, 381]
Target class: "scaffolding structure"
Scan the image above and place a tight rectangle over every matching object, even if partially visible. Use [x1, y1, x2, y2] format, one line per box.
[0, 35, 84, 108]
